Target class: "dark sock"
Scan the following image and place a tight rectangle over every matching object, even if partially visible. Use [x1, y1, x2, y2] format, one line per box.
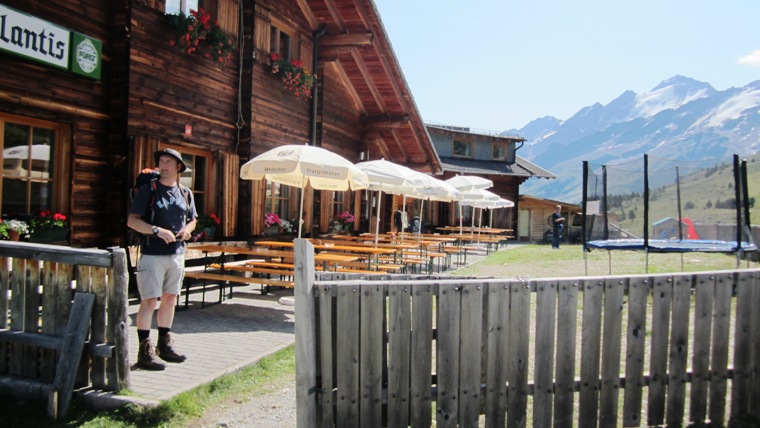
[138, 329, 150, 342]
[158, 327, 171, 338]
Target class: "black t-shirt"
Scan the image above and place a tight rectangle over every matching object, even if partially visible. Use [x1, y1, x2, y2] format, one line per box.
[130, 180, 197, 255]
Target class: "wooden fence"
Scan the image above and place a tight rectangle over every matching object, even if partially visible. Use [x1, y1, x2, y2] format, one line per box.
[0, 241, 130, 417]
[293, 240, 760, 427]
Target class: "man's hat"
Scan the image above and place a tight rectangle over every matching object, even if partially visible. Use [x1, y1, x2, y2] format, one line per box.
[154, 148, 187, 173]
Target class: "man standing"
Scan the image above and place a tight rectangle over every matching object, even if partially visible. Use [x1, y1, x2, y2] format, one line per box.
[551, 205, 565, 249]
[128, 148, 197, 370]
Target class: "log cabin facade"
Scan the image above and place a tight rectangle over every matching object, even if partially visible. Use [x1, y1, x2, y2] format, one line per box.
[0, 0, 441, 247]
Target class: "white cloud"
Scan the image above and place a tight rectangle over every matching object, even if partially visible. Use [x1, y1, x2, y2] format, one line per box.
[738, 50, 760, 67]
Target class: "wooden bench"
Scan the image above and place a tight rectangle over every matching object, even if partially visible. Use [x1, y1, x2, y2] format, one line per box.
[0, 293, 94, 419]
[181, 270, 294, 309]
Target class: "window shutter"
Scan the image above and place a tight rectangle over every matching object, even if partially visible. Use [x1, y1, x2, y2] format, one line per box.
[221, 151, 239, 237]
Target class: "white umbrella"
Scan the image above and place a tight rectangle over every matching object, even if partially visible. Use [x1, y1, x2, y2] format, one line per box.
[445, 175, 493, 192]
[406, 173, 461, 235]
[355, 159, 425, 244]
[240, 144, 369, 238]
[445, 175, 494, 235]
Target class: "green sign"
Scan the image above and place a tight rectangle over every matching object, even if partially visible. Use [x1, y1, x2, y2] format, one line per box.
[70, 32, 101, 79]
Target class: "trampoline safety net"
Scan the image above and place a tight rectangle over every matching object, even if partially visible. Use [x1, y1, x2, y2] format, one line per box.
[582, 154, 756, 253]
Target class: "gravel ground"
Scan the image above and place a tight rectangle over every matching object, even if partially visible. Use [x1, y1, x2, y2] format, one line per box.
[188, 375, 297, 428]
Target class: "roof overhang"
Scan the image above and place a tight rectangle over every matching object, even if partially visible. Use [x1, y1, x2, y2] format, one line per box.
[300, 0, 440, 173]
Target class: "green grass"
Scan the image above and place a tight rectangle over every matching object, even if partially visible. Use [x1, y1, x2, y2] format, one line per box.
[0, 344, 296, 428]
[453, 244, 753, 278]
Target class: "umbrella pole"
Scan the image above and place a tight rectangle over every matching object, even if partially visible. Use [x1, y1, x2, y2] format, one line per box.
[298, 180, 306, 239]
[419, 199, 424, 236]
[401, 195, 407, 242]
[459, 202, 463, 236]
[375, 190, 382, 245]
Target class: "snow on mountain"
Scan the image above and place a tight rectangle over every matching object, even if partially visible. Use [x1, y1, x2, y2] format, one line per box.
[517, 76, 760, 202]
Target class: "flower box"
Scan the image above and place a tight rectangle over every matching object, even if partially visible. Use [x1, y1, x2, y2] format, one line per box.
[30, 228, 69, 243]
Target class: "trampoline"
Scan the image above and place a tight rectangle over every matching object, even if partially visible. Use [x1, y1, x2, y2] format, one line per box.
[581, 154, 756, 273]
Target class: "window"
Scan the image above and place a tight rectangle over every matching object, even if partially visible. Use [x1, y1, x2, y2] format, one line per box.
[452, 140, 472, 158]
[265, 182, 290, 220]
[1, 115, 68, 219]
[161, 145, 210, 213]
[332, 191, 346, 217]
[165, 0, 200, 15]
[492, 143, 507, 160]
[270, 24, 291, 60]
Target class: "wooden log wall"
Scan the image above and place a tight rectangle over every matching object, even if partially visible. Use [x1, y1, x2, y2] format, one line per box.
[299, 264, 760, 427]
[0, 0, 113, 247]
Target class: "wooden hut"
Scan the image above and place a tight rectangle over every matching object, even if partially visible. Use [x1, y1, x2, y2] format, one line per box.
[0, 0, 440, 246]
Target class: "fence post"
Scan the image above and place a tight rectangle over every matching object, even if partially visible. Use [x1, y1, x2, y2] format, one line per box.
[295, 239, 317, 427]
[108, 247, 131, 390]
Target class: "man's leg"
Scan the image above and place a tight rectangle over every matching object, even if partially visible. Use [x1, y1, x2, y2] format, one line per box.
[156, 254, 187, 362]
[135, 256, 167, 370]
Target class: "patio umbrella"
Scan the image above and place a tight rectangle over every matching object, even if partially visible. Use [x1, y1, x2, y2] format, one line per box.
[240, 144, 369, 238]
[445, 175, 494, 236]
[355, 159, 425, 244]
[406, 173, 461, 235]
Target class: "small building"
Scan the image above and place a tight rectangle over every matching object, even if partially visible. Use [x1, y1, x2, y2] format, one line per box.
[518, 196, 581, 243]
[425, 123, 555, 232]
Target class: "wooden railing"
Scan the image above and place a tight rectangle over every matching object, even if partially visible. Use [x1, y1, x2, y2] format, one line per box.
[293, 240, 760, 427]
[0, 241, 130, 417]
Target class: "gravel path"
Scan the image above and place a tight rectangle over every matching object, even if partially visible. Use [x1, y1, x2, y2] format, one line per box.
[188, 375, 297, 428]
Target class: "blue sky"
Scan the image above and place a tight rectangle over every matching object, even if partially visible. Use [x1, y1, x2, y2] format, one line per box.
[374, 1, 760, 132]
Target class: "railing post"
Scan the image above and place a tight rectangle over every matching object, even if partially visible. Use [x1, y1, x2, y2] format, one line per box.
[107, 247, 131, 390]
[295, 239, 317, 427]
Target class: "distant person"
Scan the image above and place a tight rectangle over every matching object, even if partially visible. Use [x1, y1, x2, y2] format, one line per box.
[128, 148, 197, 370]
[551, 205, 565, 249]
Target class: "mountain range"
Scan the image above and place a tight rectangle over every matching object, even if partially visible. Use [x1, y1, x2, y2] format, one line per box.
[511, 75, 760, 203]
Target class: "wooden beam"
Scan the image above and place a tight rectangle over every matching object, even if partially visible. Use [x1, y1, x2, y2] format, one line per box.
[361, 115, 410, 129]
[294, 0, 319, 30]
[321, 33, 373, 47]
[350, 48, 385, 111]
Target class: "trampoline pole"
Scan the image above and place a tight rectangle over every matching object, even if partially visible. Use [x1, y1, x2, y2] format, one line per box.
[582, 160, 589, 257]
[646, 249, 649, 274]
[675, 166, 683, 241]
[733, 155, 742, 251]
[644, 154, 649, 251]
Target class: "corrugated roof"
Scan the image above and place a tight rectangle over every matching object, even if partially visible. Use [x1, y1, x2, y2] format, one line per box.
[438, 156, 556, 179]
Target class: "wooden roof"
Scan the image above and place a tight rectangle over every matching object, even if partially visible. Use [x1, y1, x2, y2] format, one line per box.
[299, 0, 440, 173]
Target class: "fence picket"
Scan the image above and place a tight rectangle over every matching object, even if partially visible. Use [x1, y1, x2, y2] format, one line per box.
[387, 281, 412, 428]
[437, 282, 461, 428]
[731, 270, 753, 419]
[579, 279, 603, 427]
[318, 283, 335, 427]
[458, 282, 483, 427]
[533, 279, 557, 428]
[554, 279, 579, 428]
[647, 275, 672, 425]
[0, 257, 9, 374]
[40, 262, 60, 381]
[335, 282, 360, 427]
[90, 267, 108, 389]
[359, 281, 384, 428]
[666, 274, 691, 425]
[485, 281, 510, 428]
[623, 276, 649, 427]
[689, 272, 714, 422]
[600, 277, 625, 427]
[750, 271, 760, 418]
[506, 280, 529, 428]
[708, 272, 733, 426]
[23, 260, 41, 378]
[410, 281, 433, 428]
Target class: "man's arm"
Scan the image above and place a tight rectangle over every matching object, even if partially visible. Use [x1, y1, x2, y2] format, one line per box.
[128, 213, 179, 244]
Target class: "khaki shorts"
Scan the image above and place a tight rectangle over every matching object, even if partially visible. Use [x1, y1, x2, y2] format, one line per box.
[136, 254, 185, 299]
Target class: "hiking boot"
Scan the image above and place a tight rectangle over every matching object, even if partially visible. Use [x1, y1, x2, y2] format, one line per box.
[156, 332, 187, 363]
[137, 338, 166, 371]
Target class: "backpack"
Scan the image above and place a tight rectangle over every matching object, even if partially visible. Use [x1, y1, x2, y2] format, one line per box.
[128, 168, 191, 244]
